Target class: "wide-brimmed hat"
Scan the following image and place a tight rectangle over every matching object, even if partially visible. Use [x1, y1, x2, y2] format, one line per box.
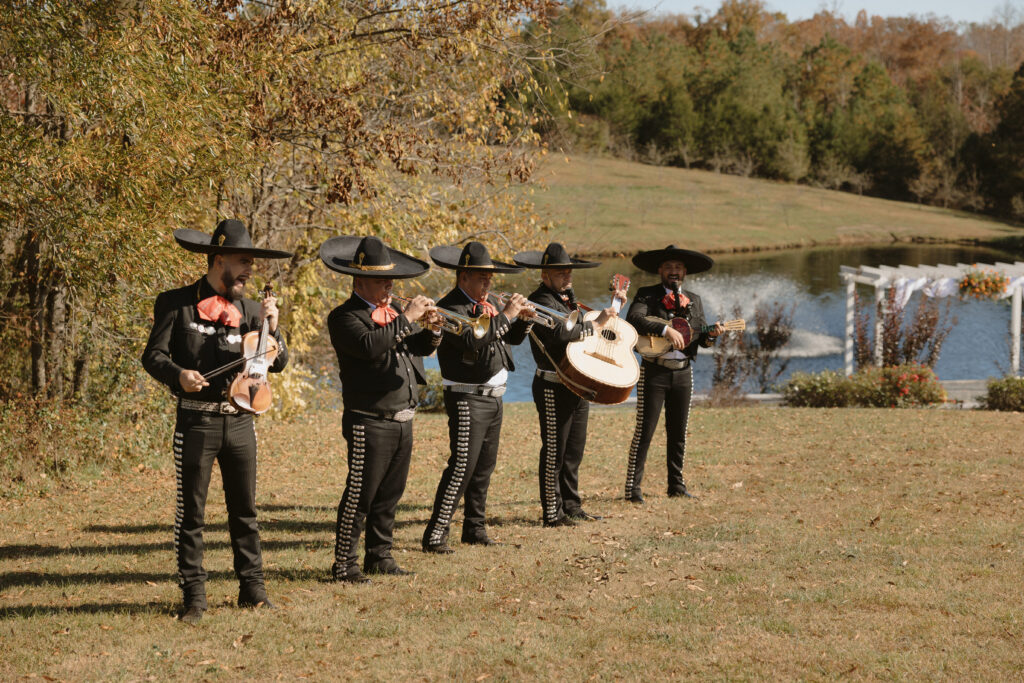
[173, 219, 292, 259]
[632, 244, 713, 275]
[319, 235, 430, 279]
[513, 242, 600, 270]
[429, 241, 522, 274]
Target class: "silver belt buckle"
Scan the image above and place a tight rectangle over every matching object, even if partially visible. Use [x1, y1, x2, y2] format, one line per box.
[393, 407, 416, 422]
[218, 402, 238, 414]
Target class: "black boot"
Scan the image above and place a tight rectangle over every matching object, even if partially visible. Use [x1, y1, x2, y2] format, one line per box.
[238, 583, 276, 609]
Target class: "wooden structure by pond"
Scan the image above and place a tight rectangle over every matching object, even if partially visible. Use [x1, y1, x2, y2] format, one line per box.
[839, 261, 1024, 377]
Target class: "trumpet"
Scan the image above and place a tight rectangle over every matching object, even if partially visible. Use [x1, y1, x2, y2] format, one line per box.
[391, 295, 491, 339]
[494, 292, 579, 331]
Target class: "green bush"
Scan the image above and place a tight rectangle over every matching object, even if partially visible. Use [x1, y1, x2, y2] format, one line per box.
[978, 377, 1024, 411]
[783, 364, 945, 408]
[418, 369, 446, 413]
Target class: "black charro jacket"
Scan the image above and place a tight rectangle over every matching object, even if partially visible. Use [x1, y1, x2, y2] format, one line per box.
[327, 295, 440, 413]
[526, 284, 595, 371]
[141, 278, 289, 402]
[435, 288, 532, 384]
[626, 283, 713, 362]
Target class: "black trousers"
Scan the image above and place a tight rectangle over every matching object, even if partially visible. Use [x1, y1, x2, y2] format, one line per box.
[173, 408, 263, 607]
[332, 412, 413, 576]
[625, 362, 694, 498]
[532, 376, 589, 523]
[423, 391, 503, 547]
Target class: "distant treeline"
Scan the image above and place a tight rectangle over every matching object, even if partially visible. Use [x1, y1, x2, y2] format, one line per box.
[525, 0, 1024, 219]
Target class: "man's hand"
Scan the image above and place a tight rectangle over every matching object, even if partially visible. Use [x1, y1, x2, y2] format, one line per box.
[594, 306, 619, 326]
[260, 295, 279, 333]
[179, 369, 209, 393]
[501, 292, 529, 319]
[612, 288, 628, 307]
[665, 327, 687, 350]
[708, 322, 725, 338]
[403, 295, 434, 323]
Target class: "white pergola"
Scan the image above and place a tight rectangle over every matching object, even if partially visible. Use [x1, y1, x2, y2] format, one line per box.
[839, 261, 1024, 377]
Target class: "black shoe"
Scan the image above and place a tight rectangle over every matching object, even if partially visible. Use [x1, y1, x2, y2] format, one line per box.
[422, 542, 455, 554]
[365, 559, 414, 576]
[179, 605, 205, 625]
[238, 587, 277, 609]
[627, 490, 645, 504]
[542, 515, 575, 528]
[461, 535, 500, 546]
[332, 568, 372, 584]
[668, 489, 696, 499]
[567, 509, 602, 521]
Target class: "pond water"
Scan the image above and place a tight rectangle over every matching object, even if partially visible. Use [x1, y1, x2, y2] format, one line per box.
[420, 243, 1023, 403]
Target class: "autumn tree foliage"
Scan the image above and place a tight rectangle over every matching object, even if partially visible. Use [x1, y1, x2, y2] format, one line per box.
[0, 1, 556, 408]
[526, 0, 1024, 215]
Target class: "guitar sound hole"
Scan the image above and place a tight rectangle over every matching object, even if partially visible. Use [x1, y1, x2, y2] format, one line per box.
[601, 329, 617, 341]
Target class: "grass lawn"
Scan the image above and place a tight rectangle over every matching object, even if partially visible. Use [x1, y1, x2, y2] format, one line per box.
[1, 404, 1022, 679]
[529, 155, 1024, 255]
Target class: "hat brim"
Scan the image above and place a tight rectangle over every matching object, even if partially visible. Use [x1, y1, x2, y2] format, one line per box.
[513, 250, 601, 269]
[319, 235, 430, 279]
[173, 229, 293, 259]
[632, 248, 713, 275]
[429, 245, 523, 274]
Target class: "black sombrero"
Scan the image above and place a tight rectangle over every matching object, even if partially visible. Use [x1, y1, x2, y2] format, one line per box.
[173, 219, 292, 259]
[319, 235, 429, 279]
[632, 244, 713, 275]
[429, 241, 522, 274]
[513, 242, 600, 270]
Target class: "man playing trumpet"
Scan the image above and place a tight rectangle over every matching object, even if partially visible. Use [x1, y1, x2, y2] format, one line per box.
[421, 242, 534, 554]
[320, 235, 442, 582]
[514, 243, 625, 527]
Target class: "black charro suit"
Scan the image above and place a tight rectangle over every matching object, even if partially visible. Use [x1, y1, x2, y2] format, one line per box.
[624, 283, 714, 499]
[141, 277, 289, 609]
[527, 284, 597, 524]
[327, 295, 441, 577]
[422, 288, 531, 549]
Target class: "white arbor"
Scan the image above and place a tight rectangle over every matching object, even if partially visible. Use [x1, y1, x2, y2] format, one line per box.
[839, 262, 1024, 377]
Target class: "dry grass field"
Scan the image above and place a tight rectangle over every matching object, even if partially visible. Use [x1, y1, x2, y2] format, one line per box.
[2, 404, 1022, 680]
[529, 155, 1023, 255]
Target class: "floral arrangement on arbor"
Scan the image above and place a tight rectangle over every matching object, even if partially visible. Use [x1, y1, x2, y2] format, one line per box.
[958, 268, 1009, 300]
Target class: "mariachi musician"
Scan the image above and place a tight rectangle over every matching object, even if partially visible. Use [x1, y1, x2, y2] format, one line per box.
[421, 242, 534, 554]
[141, 219, 291, 624]
[513, 243, 625, 526]
[320, 235, 442, 583]
[624, 245, 722, 503]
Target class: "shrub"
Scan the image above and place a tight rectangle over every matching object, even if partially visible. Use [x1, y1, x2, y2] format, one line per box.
[783, 364, 945, 408]
[418, 369, 446, 413]
[978, 377, 1024, 411]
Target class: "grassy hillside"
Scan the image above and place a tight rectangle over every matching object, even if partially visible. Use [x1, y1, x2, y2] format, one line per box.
[529, 155, 1023, 255]
[2, 404, 1022, 679]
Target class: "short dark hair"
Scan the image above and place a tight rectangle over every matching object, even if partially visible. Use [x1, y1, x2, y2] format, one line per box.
[207, 253, 217, 268]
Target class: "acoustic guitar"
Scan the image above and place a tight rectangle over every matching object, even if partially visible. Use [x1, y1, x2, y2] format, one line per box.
[635, 316, 746, 359]
[559, 274, 640, 405]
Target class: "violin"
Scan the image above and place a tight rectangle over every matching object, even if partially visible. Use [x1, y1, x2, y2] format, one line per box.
[227, 283, 280, 414]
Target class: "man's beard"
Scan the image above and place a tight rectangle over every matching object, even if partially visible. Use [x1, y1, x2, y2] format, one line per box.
[221, 269, 245, 300]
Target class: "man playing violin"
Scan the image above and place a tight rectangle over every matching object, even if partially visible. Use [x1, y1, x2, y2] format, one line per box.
[319, 235, 441, 582]
[624, 246, 723, 503]
[513, 243, 626, 527]
[421, 242, 535, 553]
[141, 219, 291, 624]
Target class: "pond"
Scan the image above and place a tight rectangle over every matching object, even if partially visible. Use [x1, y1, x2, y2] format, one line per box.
[419, 243, 1023, 403]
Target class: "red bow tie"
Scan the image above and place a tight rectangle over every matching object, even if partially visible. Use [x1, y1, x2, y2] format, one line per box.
[662, 292, 691, 311]
[371, 305, 398, 326]
[197, 295, 242, 327]
[473, 300, 499, 318]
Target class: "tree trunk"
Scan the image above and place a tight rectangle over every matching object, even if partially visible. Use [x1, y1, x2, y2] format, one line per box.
[25, 234, 47, 396]
[46, 281, 67, 400]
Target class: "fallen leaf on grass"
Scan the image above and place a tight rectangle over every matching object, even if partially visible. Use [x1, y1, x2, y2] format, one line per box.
[731, 482, 743, 489]
[52, 628, 69, 635]
[687, 584, 706, 592]
[283, 647, 295, 654]
[643, 581, 657, 587]
[145, 581, 158, 587]
[475, 675, 491, 682]
[197, 659, 216, 666]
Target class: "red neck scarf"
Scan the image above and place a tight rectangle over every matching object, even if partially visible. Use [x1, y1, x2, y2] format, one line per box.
[371, 305, 398, 326]
[473, 299, 499, 318]
[661, 290, 691, 311]
[197, 295, 242, 328]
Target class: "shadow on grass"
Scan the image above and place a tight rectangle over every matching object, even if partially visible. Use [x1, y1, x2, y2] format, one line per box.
[0, 565, 326, 591]
[0, 601, 175, 620]
[80, 518, 334, 537]
[0, 537, 326, 562]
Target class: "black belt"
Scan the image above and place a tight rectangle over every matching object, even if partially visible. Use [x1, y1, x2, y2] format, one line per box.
[535, 369, 563, 385]
[349, 407, 417, 423]
[178, 398, 239, 414]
